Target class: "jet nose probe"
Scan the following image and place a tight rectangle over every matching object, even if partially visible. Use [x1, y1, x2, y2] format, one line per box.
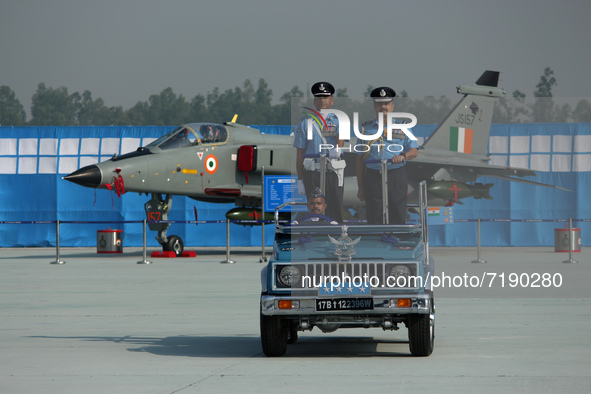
[64, 165, 102, 188]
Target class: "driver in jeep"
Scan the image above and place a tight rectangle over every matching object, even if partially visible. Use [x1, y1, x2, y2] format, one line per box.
[291, 188, 338, 225]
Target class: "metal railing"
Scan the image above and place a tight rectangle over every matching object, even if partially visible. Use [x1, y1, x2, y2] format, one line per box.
[0, 217, 587, 264]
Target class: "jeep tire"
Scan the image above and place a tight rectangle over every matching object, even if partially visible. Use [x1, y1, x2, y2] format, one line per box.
[408, 298, 435, 356]
[260, 313, 288, 357]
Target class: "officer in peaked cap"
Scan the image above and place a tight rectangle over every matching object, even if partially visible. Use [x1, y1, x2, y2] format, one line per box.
[293, 81, 345, 223]
[371, 86, 396, 101]
[311, 82, 335, 96]
[355, 86, 419, 224]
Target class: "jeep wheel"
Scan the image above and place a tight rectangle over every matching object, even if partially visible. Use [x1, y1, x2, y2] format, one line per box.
[408, 298, 435, 356]
[260, 313, 288, 357]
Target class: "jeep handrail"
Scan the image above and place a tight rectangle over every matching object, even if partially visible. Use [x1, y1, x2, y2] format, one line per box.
[273, 181, 429, 261]
[418, 180, 429, 265]
[274, 201, 307, 228]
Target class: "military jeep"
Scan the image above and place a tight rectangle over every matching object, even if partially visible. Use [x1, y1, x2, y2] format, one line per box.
[260, 181, 434, 357]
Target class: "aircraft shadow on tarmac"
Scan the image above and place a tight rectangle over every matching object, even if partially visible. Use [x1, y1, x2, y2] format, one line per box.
[29, 335, 412, 358]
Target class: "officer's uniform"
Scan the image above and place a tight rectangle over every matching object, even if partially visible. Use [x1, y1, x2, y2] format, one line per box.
[357, 87, 419, 224]
[293, 82, 344, 223]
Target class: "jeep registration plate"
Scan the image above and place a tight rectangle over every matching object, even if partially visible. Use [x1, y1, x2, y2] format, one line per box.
[316, 298, 373, 311]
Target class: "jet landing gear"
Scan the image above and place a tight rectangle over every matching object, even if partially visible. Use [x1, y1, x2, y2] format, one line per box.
[164, 235, 184, 256]
[145, 193, 185, 257]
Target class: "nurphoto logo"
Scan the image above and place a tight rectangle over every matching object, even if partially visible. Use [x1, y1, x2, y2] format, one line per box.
[302, 107, 418, 154]
[303, 108, 418, 142]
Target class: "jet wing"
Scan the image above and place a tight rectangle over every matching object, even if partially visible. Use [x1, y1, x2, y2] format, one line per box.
[485, 174, 571, 191]
[407, 155, 571, 191]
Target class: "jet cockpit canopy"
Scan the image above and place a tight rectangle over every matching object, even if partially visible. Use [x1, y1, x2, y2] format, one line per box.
[147, 123, 228, 151]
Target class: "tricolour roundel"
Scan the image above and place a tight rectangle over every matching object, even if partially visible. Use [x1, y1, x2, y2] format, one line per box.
[204, 155, 218, 174]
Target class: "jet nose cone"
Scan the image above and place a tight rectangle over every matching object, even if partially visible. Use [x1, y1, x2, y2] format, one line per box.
[64, 165, 102, 188]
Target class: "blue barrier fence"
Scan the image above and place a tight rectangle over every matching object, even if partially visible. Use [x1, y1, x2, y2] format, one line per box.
[0, 123, 590, 247]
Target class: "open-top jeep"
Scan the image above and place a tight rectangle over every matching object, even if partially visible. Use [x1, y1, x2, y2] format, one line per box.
[260, 181, 434, 357]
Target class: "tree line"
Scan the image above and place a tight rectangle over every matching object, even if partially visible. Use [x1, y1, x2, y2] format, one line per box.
[1, 68, 590, 127]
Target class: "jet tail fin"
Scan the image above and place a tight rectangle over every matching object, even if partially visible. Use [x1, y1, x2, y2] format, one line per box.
[475, 70, 500, 87]
[422, 70, 505, 157]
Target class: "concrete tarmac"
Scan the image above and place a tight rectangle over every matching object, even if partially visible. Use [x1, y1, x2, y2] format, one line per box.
[1, 247, 590, 393]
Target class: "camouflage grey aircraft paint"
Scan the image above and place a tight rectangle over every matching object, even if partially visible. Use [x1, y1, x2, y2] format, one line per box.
[65, 71, 567, 255]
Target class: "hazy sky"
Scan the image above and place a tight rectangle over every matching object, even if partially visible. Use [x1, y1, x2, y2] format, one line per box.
[2, 0, 590, 118]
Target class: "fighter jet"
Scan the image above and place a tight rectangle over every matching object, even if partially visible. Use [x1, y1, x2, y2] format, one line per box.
[65, 71, 567, 255]
[371, 70, 570, 207]
[64, 116, 295, 255]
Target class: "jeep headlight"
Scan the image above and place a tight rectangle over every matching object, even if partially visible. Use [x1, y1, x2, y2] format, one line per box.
[278, 266, 302, 287]
[389, 264, 411, 280]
